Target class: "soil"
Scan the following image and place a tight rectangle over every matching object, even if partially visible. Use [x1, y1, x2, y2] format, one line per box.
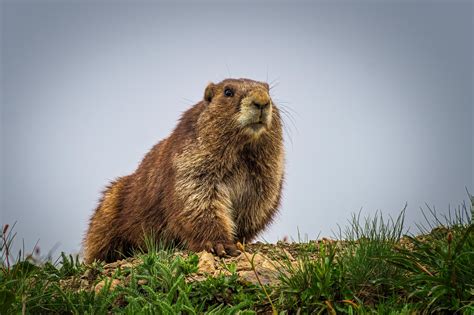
[59, 230, 445, 293]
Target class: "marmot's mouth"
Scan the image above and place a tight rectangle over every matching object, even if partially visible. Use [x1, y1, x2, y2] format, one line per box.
[248, 122, 266, 131]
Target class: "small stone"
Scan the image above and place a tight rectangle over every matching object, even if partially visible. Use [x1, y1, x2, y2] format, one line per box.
[237, 259, 252, 271]
[104, 261, 121, 269]
[238, 269, 277, 285]
[260, 259, 277, 271]
[185, 274, 208, 283]
[121, 258, 142, 269]
[94, 278, 121, 294]
[238, 253, 270, 270]
[120, 263, 134, 269]
[238, 270, 258, 284]
[137, 279, 148, 286]
[197, 251, 216, 274]
[248, 253, 266, 264]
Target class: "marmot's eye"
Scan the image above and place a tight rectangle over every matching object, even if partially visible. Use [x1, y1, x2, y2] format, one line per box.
[224, 88, 234, 97]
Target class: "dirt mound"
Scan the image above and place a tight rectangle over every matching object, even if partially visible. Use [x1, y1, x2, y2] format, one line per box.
[59, 240, 343, 293]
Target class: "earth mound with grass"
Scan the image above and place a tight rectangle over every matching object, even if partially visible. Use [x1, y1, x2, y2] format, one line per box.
[60, 240, 334, 294]
[1, 200, 473, 314]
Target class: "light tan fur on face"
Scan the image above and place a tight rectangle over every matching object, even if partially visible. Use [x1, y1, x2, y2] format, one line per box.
[238, 88, 273, 138]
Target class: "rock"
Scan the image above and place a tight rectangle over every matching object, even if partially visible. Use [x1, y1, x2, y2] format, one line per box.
[185, 274, 208, 283]
[103, 258, 142, 271]
[246, 253, 266, 265]
[242, 253, 274, 268]
[197, 251, 216, 274]
[238, 267, 279, 286]
[125, 258, 142, 268]
[238, 270, 258, 284]
[103, 261, 122, 270]
[137, 279, 148, 286]
[235, 253, 280, 285]
[94, 278, 121, 294]
[260, 259, 277, 271]
[120, 262, 135, 269]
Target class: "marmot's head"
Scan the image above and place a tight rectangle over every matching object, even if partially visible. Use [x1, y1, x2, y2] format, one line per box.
[203, 78, 278, 139]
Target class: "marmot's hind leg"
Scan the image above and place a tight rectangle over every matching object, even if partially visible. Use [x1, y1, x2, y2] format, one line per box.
[83, 178, 128, 263]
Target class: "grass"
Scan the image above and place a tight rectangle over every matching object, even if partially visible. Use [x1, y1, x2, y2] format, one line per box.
[1, 193, 473, 314]
[273, 196, 474, 314]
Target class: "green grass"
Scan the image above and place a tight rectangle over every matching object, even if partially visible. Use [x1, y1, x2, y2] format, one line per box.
[1, 193, 473, 314]
[273, 196, 474, 314]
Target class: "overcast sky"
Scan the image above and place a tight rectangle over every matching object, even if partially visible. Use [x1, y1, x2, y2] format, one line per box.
[1, 0, 472, 257]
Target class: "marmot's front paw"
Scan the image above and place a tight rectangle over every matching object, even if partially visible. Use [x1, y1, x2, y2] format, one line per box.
[204, 241, 241, 257]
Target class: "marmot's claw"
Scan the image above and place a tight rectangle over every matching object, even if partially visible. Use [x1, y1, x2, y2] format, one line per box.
[204, 241, 215, 254]
[224, 243, 241, 257]
[215, 243, 226, 257]
[205, 242, 241, 257]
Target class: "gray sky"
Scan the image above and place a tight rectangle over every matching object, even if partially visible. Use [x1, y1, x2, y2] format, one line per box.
[1, 1, 473, 257]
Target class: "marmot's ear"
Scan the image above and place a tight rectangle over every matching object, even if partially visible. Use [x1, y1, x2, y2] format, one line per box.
[204, 82, 215, 102]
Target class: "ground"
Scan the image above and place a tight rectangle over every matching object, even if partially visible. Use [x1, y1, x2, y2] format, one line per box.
[1, 205, 473, 314]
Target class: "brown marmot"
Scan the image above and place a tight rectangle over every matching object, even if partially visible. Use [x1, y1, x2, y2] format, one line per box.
[83, 78, 284, 263]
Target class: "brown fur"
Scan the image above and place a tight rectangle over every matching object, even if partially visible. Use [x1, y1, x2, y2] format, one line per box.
[83, 78, 284, 263]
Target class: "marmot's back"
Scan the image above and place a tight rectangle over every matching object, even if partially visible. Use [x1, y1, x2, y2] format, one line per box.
[83, 78, 284, 263]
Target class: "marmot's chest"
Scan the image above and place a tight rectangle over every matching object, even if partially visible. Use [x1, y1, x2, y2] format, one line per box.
[224, 163, 273, 214]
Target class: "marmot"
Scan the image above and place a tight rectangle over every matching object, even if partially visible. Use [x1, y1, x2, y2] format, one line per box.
[83, 78, 284, 263]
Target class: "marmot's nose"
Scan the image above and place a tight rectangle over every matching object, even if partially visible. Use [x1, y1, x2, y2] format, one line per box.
[249, 89, 271, 110]
[253, 101, 270, 110]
